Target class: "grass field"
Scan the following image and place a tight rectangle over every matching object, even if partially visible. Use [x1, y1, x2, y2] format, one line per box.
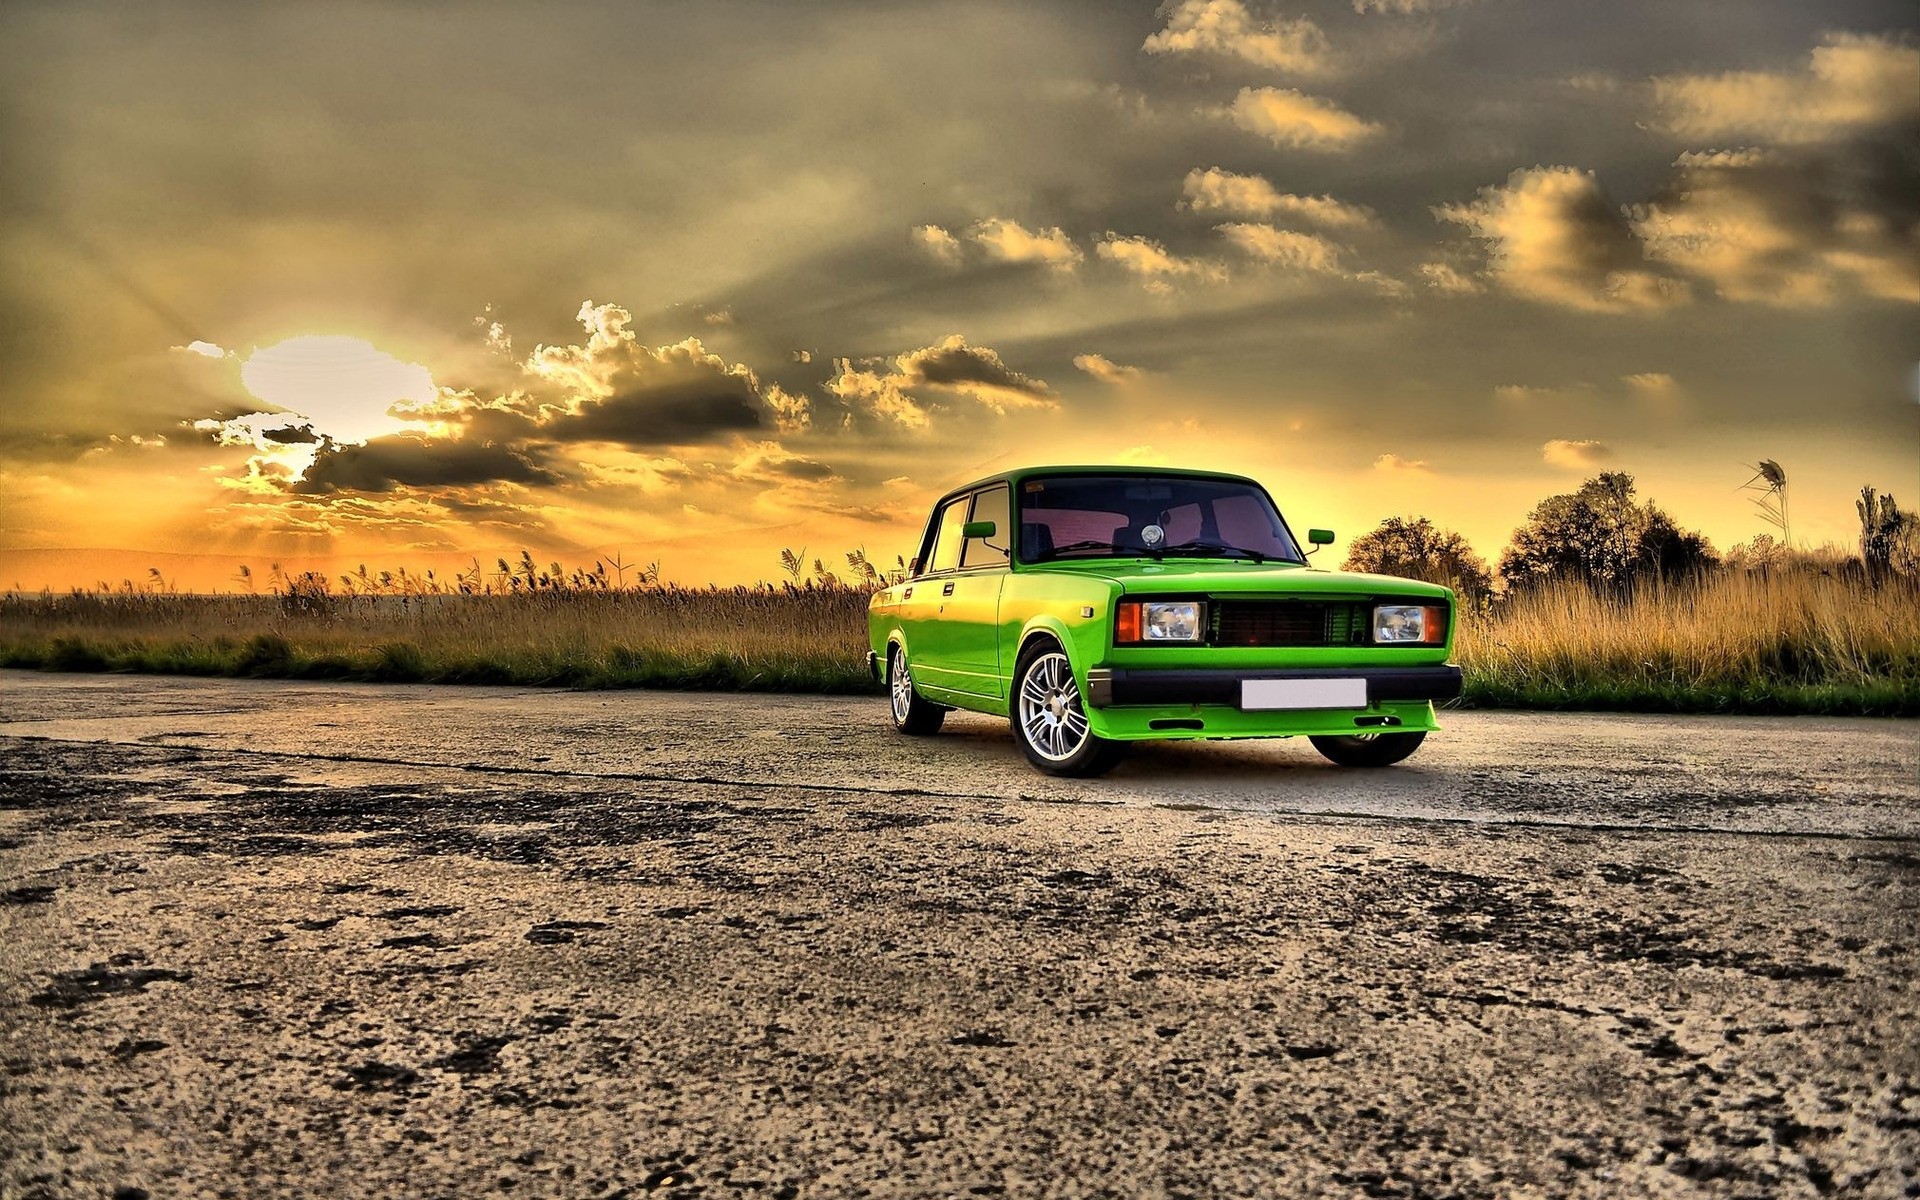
[2, 571, 1915, 716]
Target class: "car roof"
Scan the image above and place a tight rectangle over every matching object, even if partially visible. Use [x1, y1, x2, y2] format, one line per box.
[939, 464, 1265, 501]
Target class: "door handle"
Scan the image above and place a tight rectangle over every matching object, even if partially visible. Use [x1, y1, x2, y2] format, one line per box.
[942, 582, 956, 596]
[903, 587, 913, 599]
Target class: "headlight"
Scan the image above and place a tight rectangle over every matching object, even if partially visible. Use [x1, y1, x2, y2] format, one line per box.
[1116, 600, 1205, 644]
[1373, 604, 1448, 645]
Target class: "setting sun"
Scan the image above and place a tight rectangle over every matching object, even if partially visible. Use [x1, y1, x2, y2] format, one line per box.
[238, 336, 436, 445]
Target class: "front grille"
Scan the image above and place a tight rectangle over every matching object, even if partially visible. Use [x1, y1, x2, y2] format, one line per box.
[1212, 601, 1369, 647]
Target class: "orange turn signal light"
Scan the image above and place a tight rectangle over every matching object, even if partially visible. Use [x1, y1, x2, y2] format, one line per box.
[1115, 601, 1142, 644]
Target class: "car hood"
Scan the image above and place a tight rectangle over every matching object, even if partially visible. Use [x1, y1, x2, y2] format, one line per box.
[1025, 559, 1453, 599]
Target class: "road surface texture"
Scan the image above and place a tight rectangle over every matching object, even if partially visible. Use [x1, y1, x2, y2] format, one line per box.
[1, 671, 1915, 1200]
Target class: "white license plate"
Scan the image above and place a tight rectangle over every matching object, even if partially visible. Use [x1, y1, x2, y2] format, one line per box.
[1241, 678, 1367, 710]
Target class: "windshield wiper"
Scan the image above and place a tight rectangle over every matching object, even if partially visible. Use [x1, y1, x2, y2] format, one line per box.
[1040, 539, 1121, 560]
[1156, 540, 1269, 563]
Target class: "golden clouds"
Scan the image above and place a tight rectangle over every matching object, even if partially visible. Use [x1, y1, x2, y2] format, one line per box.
[1214, 223, 1346, 272]
[1072, 354, 1146, 386]
[1543, 439, 1612, 469]
[1631, 151, 1920, 306]
[1223, 87, 1382, 150]
[911, 224, 963, 264]
[1143, 0, 1333, 75]
[830, 335, 1059, 427]
[1651, 33, 1920, 144]
[965, 218, 1084, 270]
[1435, 167, 1688, 313]
[911, 218, 1083, 271]
[1095, 234, 1227, 292]
[1179, 169, 1378, 229]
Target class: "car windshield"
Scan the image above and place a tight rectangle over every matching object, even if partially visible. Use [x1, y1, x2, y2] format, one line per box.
[1016, 474, 1305, 564]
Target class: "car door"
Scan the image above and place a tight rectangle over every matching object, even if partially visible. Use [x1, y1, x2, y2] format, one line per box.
[942, 485, 1011, 699]
[897, 494, 970, 696]
[909, 487, 1010, 701]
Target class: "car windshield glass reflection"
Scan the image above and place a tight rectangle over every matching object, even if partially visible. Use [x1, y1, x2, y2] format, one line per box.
[1017, 476, 1304, 563]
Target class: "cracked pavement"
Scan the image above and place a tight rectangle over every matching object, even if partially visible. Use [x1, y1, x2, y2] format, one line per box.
[1, 672, 1916, 1198]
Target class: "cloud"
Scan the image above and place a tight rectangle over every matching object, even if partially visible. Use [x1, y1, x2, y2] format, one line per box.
[1073, 354, 1146, 386]
[260, 424, 320, 445]
[1542, 438, 1612, 468]
[1179, 169, 1377, 228]
[1353, 0, 1472, 11]
[730, 440, 838, 486]
[764, 385, 812, 433]
[1223, 87, 1382, 151]
[1115, 445, 1170, 465]
[289, 434, 561, 495]
[525, 303, 773, 445]
[1434, 166, 1689, 313]
[912, 224, 963, 264]
[827, 335, 1057, 427]
[1373, 453, 1432, 473]
[1143, 0, 1333, 75]
[965, 218, 1083, 270]
[896, 334, 1057, 412]
[1650, 33, 1920, 145]
[1215, 223, 1346, 272]
[827, 362, 931, 430]
[1630, 148, 1920, 306]
[1623, 372, 1677, 395]
[1096, 234, 1228, 291]
[173, 340, 227, 358]
[1416, 261, 1483, 294]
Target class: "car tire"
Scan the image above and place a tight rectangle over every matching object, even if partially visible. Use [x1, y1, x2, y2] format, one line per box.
[1010, 641, 1124, 778]
[888, 645, 946, 735]
[1309, 731, 1427, 768]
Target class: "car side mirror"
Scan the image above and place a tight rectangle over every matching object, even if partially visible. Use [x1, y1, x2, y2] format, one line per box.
[1309, 529, 1335, 545]
[962, 520, 997, 539]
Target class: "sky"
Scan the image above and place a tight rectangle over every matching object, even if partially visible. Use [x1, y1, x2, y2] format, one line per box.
[2, 0, 1916, 590]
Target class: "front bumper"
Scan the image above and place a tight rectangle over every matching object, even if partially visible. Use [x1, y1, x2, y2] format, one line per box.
[1083, 664, 1462, 708]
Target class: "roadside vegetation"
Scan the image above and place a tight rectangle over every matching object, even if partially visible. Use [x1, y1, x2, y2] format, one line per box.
[3, 470, 1916, 716]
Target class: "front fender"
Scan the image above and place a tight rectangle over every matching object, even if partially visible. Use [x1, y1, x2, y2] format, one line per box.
[1015, 614, 1103, 686]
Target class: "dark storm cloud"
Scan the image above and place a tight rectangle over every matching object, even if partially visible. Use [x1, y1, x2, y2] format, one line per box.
[542, 376, 765, 446]
[289, 435, 561, 495]
[898, 336, 1055, 399]
[260, 424, 319, 445]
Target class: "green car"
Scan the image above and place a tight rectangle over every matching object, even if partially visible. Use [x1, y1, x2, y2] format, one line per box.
[866, 465, 1462, 777]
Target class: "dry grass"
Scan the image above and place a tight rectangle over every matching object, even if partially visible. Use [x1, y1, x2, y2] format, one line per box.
[3, 569, 1916, 714]
[0, 586, 876, 692]
[1455, 571, 1920, 714]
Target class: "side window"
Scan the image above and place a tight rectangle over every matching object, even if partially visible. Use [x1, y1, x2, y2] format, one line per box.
[962, 486, 1011, 569]
[928, 496, 970, 573]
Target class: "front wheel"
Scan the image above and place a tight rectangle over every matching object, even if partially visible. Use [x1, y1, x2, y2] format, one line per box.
[1011, 644, 1124, 777]
[889, 645, 946, 735]
[1309, 731, 1427, 768]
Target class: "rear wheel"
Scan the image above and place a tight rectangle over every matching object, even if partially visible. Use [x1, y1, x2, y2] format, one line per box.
[889, 645, 945, 735]
[1309, 731, 1426, 768]
[1010, 643, 1124, 777]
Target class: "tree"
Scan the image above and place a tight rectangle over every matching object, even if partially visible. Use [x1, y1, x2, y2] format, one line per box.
[1499, 472, 1717, 593]
[1858, 486, 1919, 583]
[1343, 516, 1493, 603]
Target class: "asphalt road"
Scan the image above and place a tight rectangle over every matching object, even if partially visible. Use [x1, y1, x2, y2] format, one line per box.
[2, 671, 1916, 1199]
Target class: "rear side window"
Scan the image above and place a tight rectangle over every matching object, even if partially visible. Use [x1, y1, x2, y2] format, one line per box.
[962, 486, 1011, 569]
[928, 496, 971, 572]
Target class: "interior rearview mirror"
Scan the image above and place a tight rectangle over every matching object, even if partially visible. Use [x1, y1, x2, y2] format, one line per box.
[962, 520, 997, 539]
[1308, 528, 1335, 545]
